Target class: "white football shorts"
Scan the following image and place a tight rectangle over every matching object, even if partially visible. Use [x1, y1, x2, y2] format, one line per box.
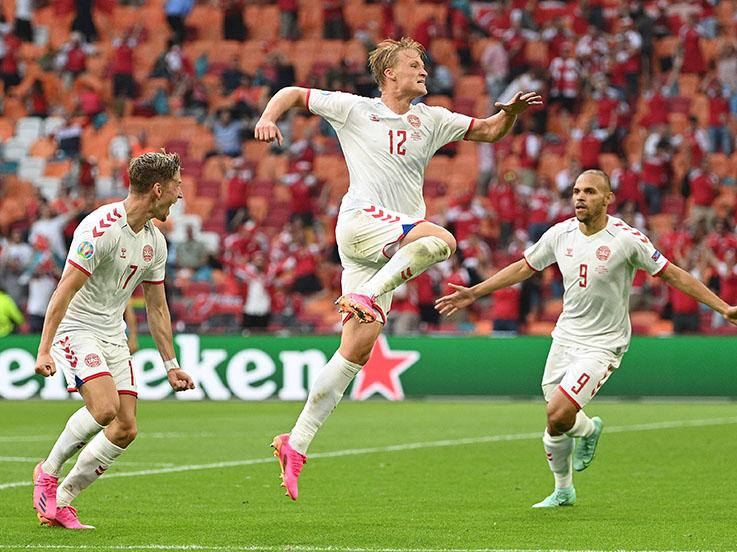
[335, 205, 427, 322]
[541, 341, 623, 409]
[51, 331, 137, 397]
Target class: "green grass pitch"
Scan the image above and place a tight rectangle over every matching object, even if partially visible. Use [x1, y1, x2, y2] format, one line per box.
[1, 400, 736, 551]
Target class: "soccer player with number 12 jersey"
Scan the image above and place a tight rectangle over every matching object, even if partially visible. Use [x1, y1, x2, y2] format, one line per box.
[255, 37, 542, 500]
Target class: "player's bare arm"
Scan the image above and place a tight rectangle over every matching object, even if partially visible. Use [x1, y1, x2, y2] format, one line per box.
[659, 263, 737, 326]
[465, 92, 544, 143]
[35, 266, 89, 377]
[435, 259, 536, 316]
[143, 282, 195, 391]
[124, 302, 139, 353]
[254, 86, 310, 145]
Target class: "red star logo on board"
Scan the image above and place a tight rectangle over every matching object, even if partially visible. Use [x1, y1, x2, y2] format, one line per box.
[350, 335, 420, 401]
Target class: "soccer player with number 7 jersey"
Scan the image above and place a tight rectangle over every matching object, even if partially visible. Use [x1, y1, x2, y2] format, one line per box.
[436, 169, 737, 507]
[254, 36, 542, 500]
[32, 151, 195, 529]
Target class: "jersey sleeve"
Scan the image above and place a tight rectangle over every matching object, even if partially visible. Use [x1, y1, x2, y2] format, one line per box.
[626, 231, 670, 276]
[427, 105, 475, 152]
[523, 225, 559, 271]
[142, 232, 168, 284]
[66, 226, 116, 277]
[306, 89, 360, 129]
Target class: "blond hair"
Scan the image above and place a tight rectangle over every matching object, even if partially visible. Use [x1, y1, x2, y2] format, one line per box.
[128, 150, 181, 194]
[368, 37, 425, 89]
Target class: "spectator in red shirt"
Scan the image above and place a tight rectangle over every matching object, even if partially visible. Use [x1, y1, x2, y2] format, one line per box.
[224, 158, 251, 231]
[548, 42, 580, 114]
[686, 158, 719, 230]
[489, 170, 520, 247]
[323, 0, 348, 40]
[706, 218, 737, 261]
[490, 283, 521, 333]
[704, 81, 733, 154]
[641, 136, 673, 214]
[24, 79, 50, 118]
[612, 165, 646, 213]
[278, 0, 299, 40]
[111, 35, 137, 114]
[679, 14, 706, 74]
[0, 28, 22, 91]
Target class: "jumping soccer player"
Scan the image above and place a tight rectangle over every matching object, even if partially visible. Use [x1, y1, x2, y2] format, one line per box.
[254, 36, 542, 500]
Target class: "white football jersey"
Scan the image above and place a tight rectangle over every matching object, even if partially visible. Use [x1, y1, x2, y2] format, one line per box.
[524, 216, 670, 352]
[307, 89, 474, 218]
[58, 201, 167, 343]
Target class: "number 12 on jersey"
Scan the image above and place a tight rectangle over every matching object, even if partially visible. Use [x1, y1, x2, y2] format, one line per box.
[388, 130, 406, 156]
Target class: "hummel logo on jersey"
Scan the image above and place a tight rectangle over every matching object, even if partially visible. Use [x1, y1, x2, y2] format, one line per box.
[565, 248, 573, 257]
[95, 465, 107, 476]
[120, 247, 127, 259]
[369, 114, 380, 122]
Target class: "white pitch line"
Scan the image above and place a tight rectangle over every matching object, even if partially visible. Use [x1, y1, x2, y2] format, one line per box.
[0, 431, 214, 443]
[0, 545, 711, 552]
[1, 416, 736, 492]
[0, 457, 174, 467]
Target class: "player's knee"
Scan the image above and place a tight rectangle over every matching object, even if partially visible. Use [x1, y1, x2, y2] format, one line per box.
[439, 231, 457, 255]
[121, 423, 138, 445]
[89, 401, 120, 427]
[546, 406, 575, 435]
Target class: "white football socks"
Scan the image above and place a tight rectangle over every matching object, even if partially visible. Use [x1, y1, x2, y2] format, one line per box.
[357, 236, 451, 298]
[565, 410, 595, 438]
[289, 351, 363, 455]
[542, 429, 574, 489]
[42, 407, 105, 477]
[56, 432, 125, 508]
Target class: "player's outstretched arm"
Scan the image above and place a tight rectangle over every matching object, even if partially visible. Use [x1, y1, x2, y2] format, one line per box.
[143, 283, 195, 391]
[35, 266, 88, 377]
[435, 259, 535, 316]
[254, 86, 310, 146]
[465, 91, 543, 144]
[659, 263, 737, 325]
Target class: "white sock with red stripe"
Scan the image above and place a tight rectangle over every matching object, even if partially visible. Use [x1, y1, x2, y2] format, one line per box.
[357, 236, 451, 298]
[542, 429, 574, 489]
[565, 410, 595, 438]
[56, 432, 125, 508]
[289, 351, 363, 455]
[42, 407, 105, 477]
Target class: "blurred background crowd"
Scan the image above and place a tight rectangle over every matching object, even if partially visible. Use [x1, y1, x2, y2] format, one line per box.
[2, 0, 737, 338]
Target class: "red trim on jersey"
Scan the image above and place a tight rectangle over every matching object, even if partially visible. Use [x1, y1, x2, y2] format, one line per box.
[142, 279, 165, 285]
[523, 255, 541, 272]
[68, 260, 92, 276]
[67, 371, 113, 392]
[653, 260, 671, 278]
[305, 89, 312, 112]
[463, 118, 476, 140]
[558, 385, 582, 410]
[118, 390, 138, 398]
[83, 371, 113, 383]
[128, 359, 135, 386]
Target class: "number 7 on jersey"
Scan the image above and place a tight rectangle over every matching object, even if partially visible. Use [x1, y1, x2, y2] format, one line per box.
[121, 265, 138, 289]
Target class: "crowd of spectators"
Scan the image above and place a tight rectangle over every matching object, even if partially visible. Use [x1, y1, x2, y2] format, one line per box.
[2, 0, 737, 337]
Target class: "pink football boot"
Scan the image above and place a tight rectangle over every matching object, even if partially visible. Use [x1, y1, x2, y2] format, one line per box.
[33, 461, 58, 520]
[39, 506, 95, 530]
[335, 292, 380, 323]
[271, 433, 307, 501]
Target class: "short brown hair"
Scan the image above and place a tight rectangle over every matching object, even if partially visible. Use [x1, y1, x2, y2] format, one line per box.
[580, 169, 612, 192]
[128, 150, 181, 193]
[368, 37, 425, 89]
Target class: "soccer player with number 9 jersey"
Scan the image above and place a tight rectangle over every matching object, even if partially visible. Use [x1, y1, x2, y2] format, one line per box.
[254, 37, 542, 500]
[436, 170, 737, 507]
